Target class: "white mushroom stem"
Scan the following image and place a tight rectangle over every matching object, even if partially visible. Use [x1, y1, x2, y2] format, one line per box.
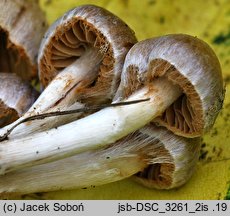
[0, 125, 200, 197]
[0, 48, 103, 139]
[0, 129, 170, 197]
[0, 77, 182, 175]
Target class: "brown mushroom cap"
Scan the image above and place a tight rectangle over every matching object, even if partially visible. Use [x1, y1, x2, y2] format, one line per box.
[38, 5, 137, 104]
[115, 34, 224, 137]
[0, 0, 47, 80]
[0, 73, 38, 127]
[133, 124, 201, 189]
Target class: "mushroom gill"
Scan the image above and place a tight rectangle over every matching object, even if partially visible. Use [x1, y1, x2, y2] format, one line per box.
[122, 58, 200, 136]
[0, 29, 32, 80]
[0, 100, 19, 127]
[153, 59, 203, 136]
[40, 19, 114, 105]
[136, 163, 175, 189]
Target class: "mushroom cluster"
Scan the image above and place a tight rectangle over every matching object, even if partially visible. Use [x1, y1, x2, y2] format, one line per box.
[0, 4, 224, 198]
[0, 0, 47, 128]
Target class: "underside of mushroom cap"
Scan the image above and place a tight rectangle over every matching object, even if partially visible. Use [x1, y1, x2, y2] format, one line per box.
[114, 34, 224, 137]
[133, 124, 201, 189]
[0, 100, 19, 128]
[0, 73, 39, 127]
[0, 0, 47, 80]
[38, 4, 137, 104]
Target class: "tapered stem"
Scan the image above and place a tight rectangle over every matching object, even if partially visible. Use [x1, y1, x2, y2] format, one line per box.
[0, 77, 181, 175]
[0, 125, 200, 197]
[0, 48, 102, 139]
[0, 129, 168, 197]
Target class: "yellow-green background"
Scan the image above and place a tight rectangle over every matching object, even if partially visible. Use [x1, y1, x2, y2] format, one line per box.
[29, 0, 230, 200]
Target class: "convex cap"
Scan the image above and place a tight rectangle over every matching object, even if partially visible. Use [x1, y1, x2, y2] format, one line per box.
[115, 34, 224, 137]
[0, 0, 47, 80]
[134, 124, 200, 189]
[38, 4, 137, 102]
[0, 73, 38, 127]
